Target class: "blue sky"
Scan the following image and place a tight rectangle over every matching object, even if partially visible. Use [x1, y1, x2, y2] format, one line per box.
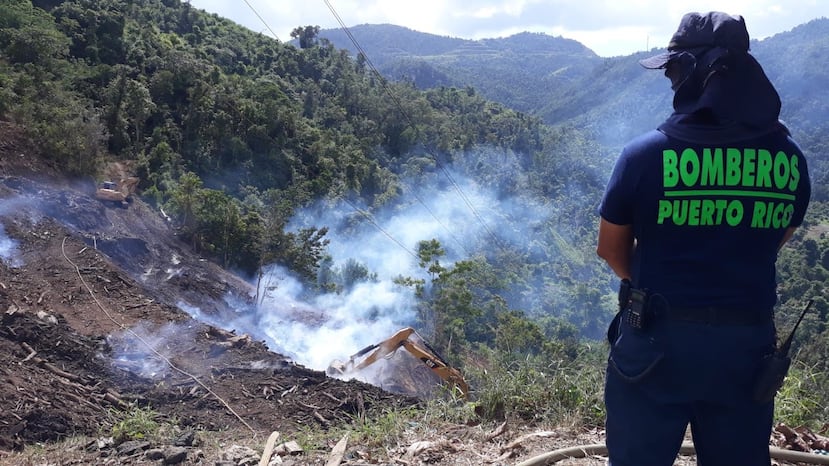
[188, 0, 827, 57]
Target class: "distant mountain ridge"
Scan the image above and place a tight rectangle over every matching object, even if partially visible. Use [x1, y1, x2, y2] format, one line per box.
[317, 20, 828, 119]
[320, 24, 469, 60]
[318, 19, 829, 189]
[317, 24, 598, 116]
[319, 24, 595, 63]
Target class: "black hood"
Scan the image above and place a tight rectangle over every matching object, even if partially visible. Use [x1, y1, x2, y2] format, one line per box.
[658, 46, 785, 143]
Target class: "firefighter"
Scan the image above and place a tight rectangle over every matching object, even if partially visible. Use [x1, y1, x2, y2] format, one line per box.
[596, 12, 811, 466]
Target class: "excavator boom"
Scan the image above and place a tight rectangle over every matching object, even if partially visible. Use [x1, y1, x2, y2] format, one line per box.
[327, 327, 469, 398]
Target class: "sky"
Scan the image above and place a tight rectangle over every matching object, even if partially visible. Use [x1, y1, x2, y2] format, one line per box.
[188, 0, 827, 57]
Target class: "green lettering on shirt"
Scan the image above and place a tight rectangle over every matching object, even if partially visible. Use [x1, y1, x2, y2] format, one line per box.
[658, 146, 801, 228]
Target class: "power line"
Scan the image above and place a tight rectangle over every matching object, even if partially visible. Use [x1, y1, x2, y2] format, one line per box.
[341, 198, 420, 261]
[234, 0, 499, 259]
[400, 180, 471, 256]
[322, 0, 505, 252]
[241, 0, 280, 41]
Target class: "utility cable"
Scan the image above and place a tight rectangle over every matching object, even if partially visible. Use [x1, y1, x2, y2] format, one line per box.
[322, 0, 506, 252]
[61, 237, 258, 437]
[400, 180, 471, 256]
[241, 0, 280, 41]
[341, 198, 420, 261]
[217, 0, 489, 260]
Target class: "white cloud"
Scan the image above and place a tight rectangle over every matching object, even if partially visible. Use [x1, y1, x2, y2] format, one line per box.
[188, 0, 826, 56]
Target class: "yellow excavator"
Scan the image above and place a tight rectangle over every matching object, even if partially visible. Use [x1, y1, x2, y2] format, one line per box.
[95, 177, 139, 207]
[327, 327, 470, 399]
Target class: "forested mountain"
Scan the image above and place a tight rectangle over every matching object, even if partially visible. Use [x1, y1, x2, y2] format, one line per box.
[1, 0, 828, 427]
[318, 24, 599, 116]
[0, 0, 608, 348]
[320, 19, 829, 195]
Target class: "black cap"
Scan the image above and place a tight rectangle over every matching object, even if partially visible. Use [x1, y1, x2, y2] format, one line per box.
[639, 12, 750, 69]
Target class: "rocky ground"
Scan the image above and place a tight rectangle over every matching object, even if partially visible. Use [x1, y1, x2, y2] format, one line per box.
[0, 120, 827, 465]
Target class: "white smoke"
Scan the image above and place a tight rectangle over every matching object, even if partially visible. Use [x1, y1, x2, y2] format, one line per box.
[0, 224, 23, 267]
[0, 196, 38, 267]
[0, 196, 38, 268]
[244, 168, 560, 371]
[107, 321, 196, 378]
[255, 266, 416, 369]
[160, 169, 528, 372]
[167, 163, 605, 376]
[173, 270, 416, 371]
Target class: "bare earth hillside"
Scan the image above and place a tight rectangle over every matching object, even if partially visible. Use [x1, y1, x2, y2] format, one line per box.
[0, 121, 825, 465]
[0, 122, 424, 465]
[0, 121, 589, 465]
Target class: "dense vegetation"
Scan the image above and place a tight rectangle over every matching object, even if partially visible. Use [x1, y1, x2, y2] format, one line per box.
[1, 0, 827, 428]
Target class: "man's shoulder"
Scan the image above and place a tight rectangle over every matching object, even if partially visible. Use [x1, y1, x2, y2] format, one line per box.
[623, 129, 671, 154]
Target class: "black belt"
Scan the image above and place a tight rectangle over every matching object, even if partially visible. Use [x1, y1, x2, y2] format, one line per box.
[661, 306, 772, 326]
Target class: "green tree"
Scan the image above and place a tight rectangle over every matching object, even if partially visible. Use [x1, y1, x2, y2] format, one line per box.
[168, 171, 203, 242]
[290, 25, 320, 49]
[0, 0, 70, 66]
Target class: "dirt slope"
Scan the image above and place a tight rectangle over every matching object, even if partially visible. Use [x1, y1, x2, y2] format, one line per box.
[0, 122, 432, 464]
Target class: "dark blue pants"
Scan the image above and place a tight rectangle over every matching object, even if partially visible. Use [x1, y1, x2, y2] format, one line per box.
[605, 316, 776, 466]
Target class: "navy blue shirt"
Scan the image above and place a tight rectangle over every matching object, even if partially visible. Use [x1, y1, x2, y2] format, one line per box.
[600, 127, 811, 310]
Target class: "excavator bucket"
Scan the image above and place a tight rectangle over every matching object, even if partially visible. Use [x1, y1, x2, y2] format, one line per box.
[326, 327, 469, 399]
